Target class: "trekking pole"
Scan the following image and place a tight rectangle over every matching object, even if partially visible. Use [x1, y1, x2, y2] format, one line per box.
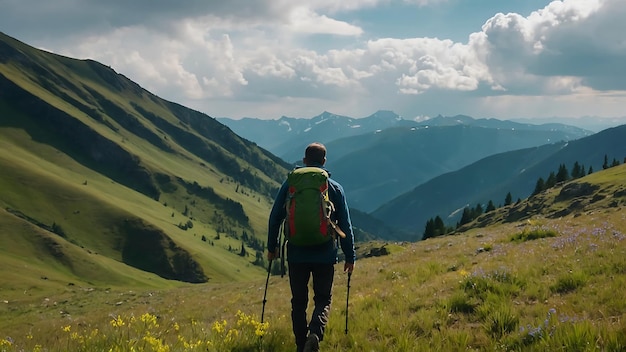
[345, 271, 352, 335]
[261, 259, 273, 324]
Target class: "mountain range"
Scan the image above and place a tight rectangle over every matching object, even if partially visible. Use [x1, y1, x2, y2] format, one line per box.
[221, 111, 625, 240]
[373, 125, 626, 238]
[220, 111, 595, 212]
[218, 111, 593, 164]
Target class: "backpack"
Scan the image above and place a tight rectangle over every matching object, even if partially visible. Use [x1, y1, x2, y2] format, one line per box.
[284, 167, 340, 246]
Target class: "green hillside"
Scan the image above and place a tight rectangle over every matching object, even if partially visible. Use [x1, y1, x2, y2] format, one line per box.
[1, 160, 625, 351]
[464, 162, 626, 231]
[0, 32, 292, 289]
[374, 125, 626, 238]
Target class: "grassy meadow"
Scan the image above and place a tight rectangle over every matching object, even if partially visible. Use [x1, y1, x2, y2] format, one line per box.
[1, 130, 625, 350]
[2, 196, 625, 351]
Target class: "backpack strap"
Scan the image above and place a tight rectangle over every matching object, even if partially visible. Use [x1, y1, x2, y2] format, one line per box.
[327, 218, 346, 239]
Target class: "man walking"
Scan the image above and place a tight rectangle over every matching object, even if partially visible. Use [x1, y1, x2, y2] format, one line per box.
[268, 142, 356, 352]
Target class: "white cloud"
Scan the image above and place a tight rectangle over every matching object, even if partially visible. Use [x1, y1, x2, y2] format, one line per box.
[474, 0, 609, 95]
[66, 23, 250, 100]
[285, 7, 364, 36]
[2, 0, 625, 120]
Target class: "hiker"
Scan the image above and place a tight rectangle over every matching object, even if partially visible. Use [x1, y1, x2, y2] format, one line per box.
[268, 142, 356, 352]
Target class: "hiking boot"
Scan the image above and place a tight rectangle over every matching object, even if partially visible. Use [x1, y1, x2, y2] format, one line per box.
[303, 333, 320, 352]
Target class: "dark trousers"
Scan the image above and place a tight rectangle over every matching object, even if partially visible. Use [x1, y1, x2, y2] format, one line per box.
[288, 262, 334, 349]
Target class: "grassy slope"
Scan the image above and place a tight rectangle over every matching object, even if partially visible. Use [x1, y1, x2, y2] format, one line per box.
[0, 165, 624, 351]
[0, 121, 268, 291]
[1, 33, 287, 290]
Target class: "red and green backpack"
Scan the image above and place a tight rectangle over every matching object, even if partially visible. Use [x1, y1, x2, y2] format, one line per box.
[285, 167, 342, 246]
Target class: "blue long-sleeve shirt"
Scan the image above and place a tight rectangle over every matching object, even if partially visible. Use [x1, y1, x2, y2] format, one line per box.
[267, 166, 356, 264]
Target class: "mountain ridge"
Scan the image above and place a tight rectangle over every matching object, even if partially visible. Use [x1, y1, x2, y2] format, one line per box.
[219, 112, 594, 212]
[325, 123, 592, 212]
[0, 32, 291, 286]
[218, 111, 594, 163]
[373, 124, 626, 238]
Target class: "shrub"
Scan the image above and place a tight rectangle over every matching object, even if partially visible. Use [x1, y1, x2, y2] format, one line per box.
[510, 228, 557, 242]
[550, 272, 587, 294]
[481, 304, 519, 338]
[461, 268, 524, 301]
[447, 292, 476, 314]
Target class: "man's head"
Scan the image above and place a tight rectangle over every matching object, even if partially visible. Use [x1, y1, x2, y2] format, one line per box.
[303, 142, 326, 166]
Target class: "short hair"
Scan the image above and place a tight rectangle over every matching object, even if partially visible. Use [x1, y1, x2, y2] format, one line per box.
[305, 142, 326, 165]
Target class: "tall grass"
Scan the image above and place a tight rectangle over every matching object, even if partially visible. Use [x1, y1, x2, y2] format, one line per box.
[2, 214, 626, 351]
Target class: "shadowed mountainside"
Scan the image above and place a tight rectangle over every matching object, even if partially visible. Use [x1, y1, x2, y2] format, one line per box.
[0, 32, 291, 286]
[373, 125, 626, 239]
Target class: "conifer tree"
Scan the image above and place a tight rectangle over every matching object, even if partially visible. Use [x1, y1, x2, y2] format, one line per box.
[556, 163, 569, 183]
[473, 203, 484, 219]
[545, 172, 556, 188]
[532, 177, 545, 196]
[459, 207, 472, 226]
[434, 216, 445, 236]
[423, 218, 435, 239]
[571, 161, 581, 179]
[603, 154, 609, 169]
[485, 200, 496, 212]
[611, 158, 620, 167]
[504, 192, 512, 206]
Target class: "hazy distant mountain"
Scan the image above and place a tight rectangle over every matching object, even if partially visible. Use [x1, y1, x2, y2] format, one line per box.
[219, 110, 414, 162]
[220, 111, 593, 213]
[323, 124, 592, 212]
[372, 124, 626, 240]
[219, 113, 593, 163]
[511, 116, 626, 133]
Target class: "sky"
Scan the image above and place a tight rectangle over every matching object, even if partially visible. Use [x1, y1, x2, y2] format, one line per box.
[1, 0, 625, 121]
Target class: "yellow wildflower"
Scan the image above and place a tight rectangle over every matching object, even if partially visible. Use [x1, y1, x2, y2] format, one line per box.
[224, 328, 239, 343]
[89, 328, 100, 340]
[62, 325, 71, 333]
[255, 321, 269, 337]
[212, 320, 227, 334]
[236, 310, 252, 327]
[142, 335, 170, 352]
[110, 315, 125, 328]
[140, 313, 159, 328]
